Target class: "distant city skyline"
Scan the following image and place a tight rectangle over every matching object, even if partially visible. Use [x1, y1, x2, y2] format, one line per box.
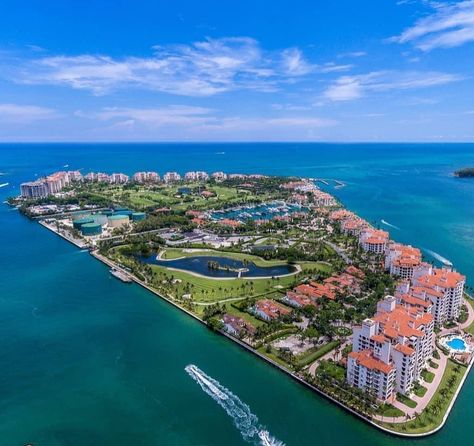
[1, 0, 474, 142]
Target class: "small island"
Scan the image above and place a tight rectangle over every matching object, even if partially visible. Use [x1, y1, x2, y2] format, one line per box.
[454, 167, 474, 177]
[9, 168, 474, 437]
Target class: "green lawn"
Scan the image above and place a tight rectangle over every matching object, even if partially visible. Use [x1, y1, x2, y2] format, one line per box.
[296, 340, 340, 367]
[413, 383, 428, 397]
[379, 360, 467, 434]
[224, 304, 266, 327]
[422, 369, 435, 383]
[316, 359, 346, 382]
[429, 360, 439, 369]
[377, 404, 405, 418]
[256, 345, 293, 368]
[397, 393, 417, 409]
[148, 255, 330, 303]
[81, 182, 267, 212]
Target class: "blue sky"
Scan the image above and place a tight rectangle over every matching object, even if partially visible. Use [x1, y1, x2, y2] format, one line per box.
[1, 0, 474, 142]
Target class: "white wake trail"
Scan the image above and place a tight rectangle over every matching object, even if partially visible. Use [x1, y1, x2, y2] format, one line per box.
[185, 364, 284, 446]
[381, 219, 400, 230]
[424, 248, 453, 266]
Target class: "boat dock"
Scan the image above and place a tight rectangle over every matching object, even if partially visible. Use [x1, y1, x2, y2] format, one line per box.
[110, 268, 132, 283]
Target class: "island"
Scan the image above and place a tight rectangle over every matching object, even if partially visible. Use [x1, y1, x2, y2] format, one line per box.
[454, 167, 474, 178]
[10, 169, 474, 437]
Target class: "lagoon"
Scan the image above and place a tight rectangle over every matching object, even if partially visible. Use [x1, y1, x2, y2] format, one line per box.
[143, 254, 297, 278]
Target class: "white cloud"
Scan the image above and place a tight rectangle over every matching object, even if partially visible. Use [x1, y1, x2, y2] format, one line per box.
[280, 48, 313, 75]
[12, 37, 324, 97]
[324, 70, 462, 101]
[0, 103, 60, 123]
[393, 1, 474, 50]
[337, 51, 367, 58]
[9, 37, 356, 97]
[77, 105, 336, 136]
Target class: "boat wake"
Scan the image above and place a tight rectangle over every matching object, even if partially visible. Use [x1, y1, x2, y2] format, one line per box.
[381, 219, 400, 230]
[424, 248, 453, 267]
[185, 364, 284, 446]
[0, 182, 9, 188]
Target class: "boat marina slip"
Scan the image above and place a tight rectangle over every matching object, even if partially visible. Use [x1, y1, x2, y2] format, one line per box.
[10, 162, 474, 440]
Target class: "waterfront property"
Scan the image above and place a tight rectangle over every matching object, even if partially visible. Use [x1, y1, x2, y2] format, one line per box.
[348, 295, 434, 400]
[12, 166, 473, 438]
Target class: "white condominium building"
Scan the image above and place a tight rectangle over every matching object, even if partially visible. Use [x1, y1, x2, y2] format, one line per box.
[412, 265, 466, 324]
[110, 173, 129, 184]
[20, 181, 49, 199]
[211, 171, 227, 181]
[184, 171, 209, 181]
[163, 172, 181, 183]
[347, 296, 434, 400]
[359, 228, 389, 254]
[384, 243, 422, 279]
[133, 171, 160, 183]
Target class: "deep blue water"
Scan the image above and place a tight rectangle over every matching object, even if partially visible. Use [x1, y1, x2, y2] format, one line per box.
[1, 143, 474, 446]
[145, 254, 296, 278]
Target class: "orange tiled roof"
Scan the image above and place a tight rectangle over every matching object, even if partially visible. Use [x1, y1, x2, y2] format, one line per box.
[349, 350, 394, 374]
[394, 343, 415, 356]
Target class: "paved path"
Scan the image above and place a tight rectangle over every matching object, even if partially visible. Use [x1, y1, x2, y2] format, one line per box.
[323, 240, 352, 264]
[460, 298, 474, 330]
[373, 348, 448, 423]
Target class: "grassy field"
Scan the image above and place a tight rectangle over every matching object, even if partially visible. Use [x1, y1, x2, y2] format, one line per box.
[377, 404, 405, 418]
[380, 359, 468, 434]
[224, 303, 266, 327]
[422, 369, 435, 383]
[297, 340, 340, 367]
[316, 359, 346, 382]
[397, 393, 417, 409]
[149, 250, 331, 303]
[84, 182, 275, 211]
[150, 262, 327, 302]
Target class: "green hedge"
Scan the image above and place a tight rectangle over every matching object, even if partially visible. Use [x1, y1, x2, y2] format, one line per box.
[297, 340, 340, 367]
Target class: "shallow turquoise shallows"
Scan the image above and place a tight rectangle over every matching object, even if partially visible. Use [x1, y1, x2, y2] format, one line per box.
[0, 143, 474, 446]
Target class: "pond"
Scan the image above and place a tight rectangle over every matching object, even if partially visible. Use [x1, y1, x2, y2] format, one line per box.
[141, 254, 297, 278]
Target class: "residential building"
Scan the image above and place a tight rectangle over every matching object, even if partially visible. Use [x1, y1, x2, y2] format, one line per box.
[347, 350, 396, 401]
[359, 228, 389, 254]
[282, 291, 316, 308]
[348, 296, 434, 400]
[133, 171, 160, 183]
[67, 170, 83, 181]
[20, 181, 49, 199]
[222, 314, 255, 337]
[110, 173, 129, 184]
[412, 266, 466, 323]
[385, 243, 422, 279]
[211, 171, 227, 181]
[163, 171, 181, 183]
[253, 299, 291, 321]
[184, 171, 209, 181]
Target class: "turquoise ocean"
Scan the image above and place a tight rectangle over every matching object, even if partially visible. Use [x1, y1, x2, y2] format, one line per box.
[0, 143, 473, 446]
